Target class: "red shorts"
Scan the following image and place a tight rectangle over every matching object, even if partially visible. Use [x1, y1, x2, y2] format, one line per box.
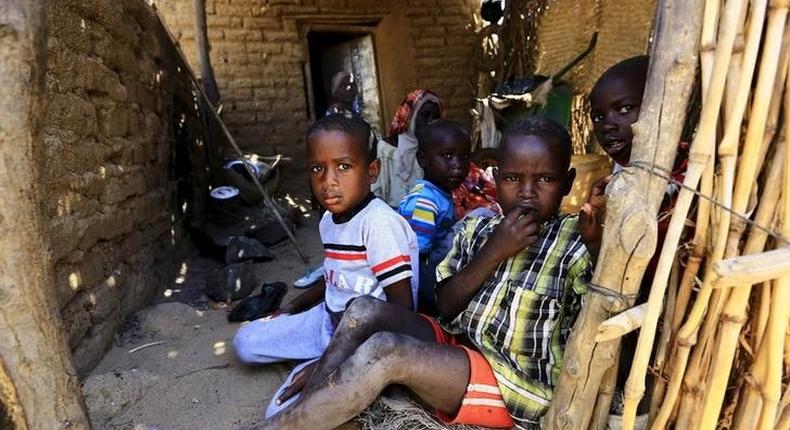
[420, 315, 515, 428]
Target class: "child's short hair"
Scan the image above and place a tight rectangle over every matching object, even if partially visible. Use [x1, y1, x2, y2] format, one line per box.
[500, 116, 573, 168]
[416, 119, 470, 151]
[307, 113, 373, 161]
[594, 55, 649, 93]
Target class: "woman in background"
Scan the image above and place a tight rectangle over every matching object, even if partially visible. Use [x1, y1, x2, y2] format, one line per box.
[373, 89, 443, 207]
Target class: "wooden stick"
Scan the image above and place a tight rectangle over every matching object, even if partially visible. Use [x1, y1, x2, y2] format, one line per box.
[757, 23, 790, 170]
[544, 2, 704, 428]
[193, 0, 220, 104]
[678, 4, 779, 425]
[590, 358, 618, 430]
[711, 246, 790, 288]
[698, 4, 790, 427]
[596, 303, 647, 343]
[128, 340, 166, 354]
[669, 0, 720, 350]
[648, 256, 680, 423]
[699, 142, 785, 427]
[729, 0, 788, 257]
[753, 280, 773, 353]
[723, 0, 749, 124]
[776, 378, 790, 429]
[754, 36, 790, 429]
[628, 1, 748, 427]
[671, 0, 774, 422]
[699, 0, 722, 102]
[756, 270, 790, 430]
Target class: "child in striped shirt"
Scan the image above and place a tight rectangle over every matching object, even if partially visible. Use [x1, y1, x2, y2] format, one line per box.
[233, 113, 419, 417]
[398, 120, 471, 314]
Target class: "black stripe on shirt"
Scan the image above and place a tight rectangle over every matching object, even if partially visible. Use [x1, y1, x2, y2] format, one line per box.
[375, 264, 411, 283]
[323, 243, 367, 251]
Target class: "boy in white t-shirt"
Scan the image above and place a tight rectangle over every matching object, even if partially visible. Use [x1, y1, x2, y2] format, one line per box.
[232, 113, 419, 417]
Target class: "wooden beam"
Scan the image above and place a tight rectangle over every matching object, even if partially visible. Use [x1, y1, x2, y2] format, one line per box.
[543, 0, 703, 428]
[711, 247, 790, 288]
[194, 0, 220, 104]
[0, 1, 90, 428]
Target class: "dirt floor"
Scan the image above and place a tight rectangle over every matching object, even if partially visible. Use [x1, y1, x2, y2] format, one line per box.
[81, 190, 358, 430]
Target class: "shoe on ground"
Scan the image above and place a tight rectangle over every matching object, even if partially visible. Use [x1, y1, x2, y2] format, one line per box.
[294, 264, 324, 288]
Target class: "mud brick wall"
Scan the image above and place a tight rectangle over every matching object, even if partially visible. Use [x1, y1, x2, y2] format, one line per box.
[45, 0, 204, 375]
[155, 0, 479, 163]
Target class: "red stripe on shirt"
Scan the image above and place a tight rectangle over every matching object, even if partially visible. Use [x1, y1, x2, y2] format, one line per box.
[325, 251, 367, 261]
[372, 255, 411, 274]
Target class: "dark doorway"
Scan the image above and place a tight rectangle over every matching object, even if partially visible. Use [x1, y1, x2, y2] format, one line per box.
[306, 30, 383, 133]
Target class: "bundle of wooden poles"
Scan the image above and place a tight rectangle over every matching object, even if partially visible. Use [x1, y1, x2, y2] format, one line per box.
[543, 0, 790, 429]
[637, 0, 790, 427]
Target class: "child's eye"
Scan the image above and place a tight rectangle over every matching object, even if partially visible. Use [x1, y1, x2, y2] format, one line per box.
[338, 163, 352, 171]
[504, 175, 519, 182]
[618, 105, 635, 114]
[539, 176, 554, 183]
[442, 153, 453, 160]
[310, 165, 323, 173]
[591, 113, 603, 123]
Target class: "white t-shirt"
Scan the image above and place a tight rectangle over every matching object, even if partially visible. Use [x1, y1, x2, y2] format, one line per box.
[320, 195, 420, 313]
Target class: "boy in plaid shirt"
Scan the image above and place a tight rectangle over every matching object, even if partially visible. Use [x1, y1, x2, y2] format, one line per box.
[260, 116, 597, 430]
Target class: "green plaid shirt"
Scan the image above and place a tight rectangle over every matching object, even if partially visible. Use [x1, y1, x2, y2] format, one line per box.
[436, 213, 591, 429]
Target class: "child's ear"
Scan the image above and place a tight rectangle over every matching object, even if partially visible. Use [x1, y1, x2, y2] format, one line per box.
[368, 158, 381, 183]
[564, 168, 577, 196]
[416, 149, 425, 168]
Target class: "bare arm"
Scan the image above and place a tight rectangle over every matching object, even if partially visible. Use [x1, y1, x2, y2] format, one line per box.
[437, 207, 539, 321]
[579, 175, 611, 264]
[279, 283, 325, 314]
[383, 278, 414, 310]
[436, 245, 505, 320]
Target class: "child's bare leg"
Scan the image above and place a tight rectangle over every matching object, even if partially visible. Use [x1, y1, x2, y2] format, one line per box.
[261, 332, 470, 430]
[305, 295, 434, 390]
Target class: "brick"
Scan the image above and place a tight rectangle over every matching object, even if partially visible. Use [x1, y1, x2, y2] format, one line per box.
[242, 16, 281, 29]
[71, 317, 122, 376]
[223, 111, 257, 126]
[263, 30, 297, 42]
[87, 281, 122, 324]
[414, 37, 445, 47]
[420, 27, 446, 37]
[62, 292, 92, 348]
[445, 35, 471, 47]
[410, 0, 437, 6]
[214, 4, 256, 16]
[411, 16, 435, 27]
[436, 14, 469, 26]
[248, 41, 284, 54]
[98, 106, 129, 137]
[48, 8, 91, 53]
[77, 209, 133, 252]
[209, 15, 243, 28]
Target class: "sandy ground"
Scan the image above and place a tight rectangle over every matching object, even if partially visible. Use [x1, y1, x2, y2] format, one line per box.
[79, 181, 642, 430]
[81, 191, 358, 430]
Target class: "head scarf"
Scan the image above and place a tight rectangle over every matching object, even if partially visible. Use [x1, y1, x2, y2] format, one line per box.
[452, 162, 500, 219]
[389, 89, 444, 182]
